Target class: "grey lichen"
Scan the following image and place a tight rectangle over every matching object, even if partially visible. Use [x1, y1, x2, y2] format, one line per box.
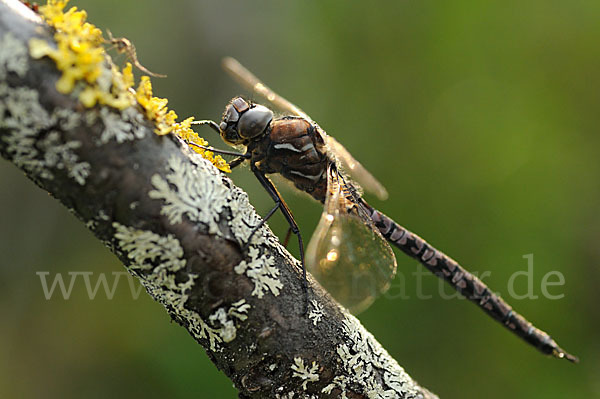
[234, 247, 283, 298]
[93, 107, 146, 144]
[0, 82, 90, 185]
[0, 35, 91, 186]
[308, 300, 324, 326]
[0, 32, 28, 79]
[149, 154, 230, 232]
[1, 83, 50, 175]
[113, 222, 186, 272]
[323, 311, 428, 399]
[208, 299, 251, 343]
[291, 357, 320, 390]
[38, 129, 90, 184]
[112, 222, 231, 351]
[149, 153, 286, 299]
[228, 188, 265, 244]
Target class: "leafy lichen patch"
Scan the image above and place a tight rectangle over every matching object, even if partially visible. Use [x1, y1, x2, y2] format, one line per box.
[112, 222, 254, 352]
[0, 65, 89, 186]
[149, 154, 286, 299]
[322, 311, 427, 399]
[94, 106, 146, 144]
[308, 300, 324, 326]
[149, 154, 230, 231]
[228, 188, 266, 245]
[0, 32, 28, 79]
[291, 357, 319, 390]
[234, 247, 283, 298]
[208, 299, 251, 343]
[38, 129, 89, 184]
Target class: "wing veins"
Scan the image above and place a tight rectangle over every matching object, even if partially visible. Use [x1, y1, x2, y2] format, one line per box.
[222, 57, 388, 200]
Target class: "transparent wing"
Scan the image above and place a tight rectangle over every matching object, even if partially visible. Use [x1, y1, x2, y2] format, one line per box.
[323, 135, 388, 200]
[222, 57, 311, 121]
[305, 164, 397, 314]
[222, 57, 388, 200]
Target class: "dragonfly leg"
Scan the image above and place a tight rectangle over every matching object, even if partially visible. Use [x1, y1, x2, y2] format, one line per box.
[228, 156, 248, 170]
[252, 166, 308, 313]
[241, 202, 280, 252]
[190, 119, 221, 134]
[185, 141, 250, 170]
[282, 227, 292, 248]
[187, 120, 252, 168]
[186, 141, 250, 159]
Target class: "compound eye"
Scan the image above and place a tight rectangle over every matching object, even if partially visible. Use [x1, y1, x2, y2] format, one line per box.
[237, 105, 273, 139]
[224, 104, 239, 124]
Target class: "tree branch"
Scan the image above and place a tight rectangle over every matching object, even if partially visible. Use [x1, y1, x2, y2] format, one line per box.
[0, 1, 438, 397]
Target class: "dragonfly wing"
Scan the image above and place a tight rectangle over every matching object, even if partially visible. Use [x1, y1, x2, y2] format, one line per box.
[324, 134, 389, 200]
[305, 164, 397, 314]
[223, 57, 388, 200]
[222, 57, 311, 121]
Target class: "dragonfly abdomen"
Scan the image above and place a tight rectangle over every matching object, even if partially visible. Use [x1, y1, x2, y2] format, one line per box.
[360, 201, 578, 362]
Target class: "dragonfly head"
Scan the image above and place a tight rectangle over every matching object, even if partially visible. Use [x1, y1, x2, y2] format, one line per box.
[219, 97, 273, 145]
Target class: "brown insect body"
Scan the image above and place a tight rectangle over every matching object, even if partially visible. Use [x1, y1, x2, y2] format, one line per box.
[249, 117, 330, 203]
[199, 70, 578, 362]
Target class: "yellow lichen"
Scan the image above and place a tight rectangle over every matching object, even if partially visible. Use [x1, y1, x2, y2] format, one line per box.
[134, 79, 229, 172]
[172, 118, 231, 173]
[28, 0, 229, 172]
[135, 76, 177, 135]
[29, 0, 135, 109]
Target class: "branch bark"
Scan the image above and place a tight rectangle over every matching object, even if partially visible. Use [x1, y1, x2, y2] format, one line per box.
[0, 1, 438, 398]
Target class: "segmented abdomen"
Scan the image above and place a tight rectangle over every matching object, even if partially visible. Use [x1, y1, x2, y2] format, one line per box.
[360, 200, 573, 360]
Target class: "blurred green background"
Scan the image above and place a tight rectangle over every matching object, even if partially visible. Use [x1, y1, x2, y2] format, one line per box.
[1, 0, 599, 398]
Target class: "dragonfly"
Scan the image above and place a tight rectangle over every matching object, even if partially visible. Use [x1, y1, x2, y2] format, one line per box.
[189, 57, 578, 363]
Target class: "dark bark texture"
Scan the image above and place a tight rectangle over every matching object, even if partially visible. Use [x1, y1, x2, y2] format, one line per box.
[0, 1, 438, 398]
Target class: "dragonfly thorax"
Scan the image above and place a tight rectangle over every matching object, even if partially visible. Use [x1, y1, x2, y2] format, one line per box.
[219, 97, 273, 145]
